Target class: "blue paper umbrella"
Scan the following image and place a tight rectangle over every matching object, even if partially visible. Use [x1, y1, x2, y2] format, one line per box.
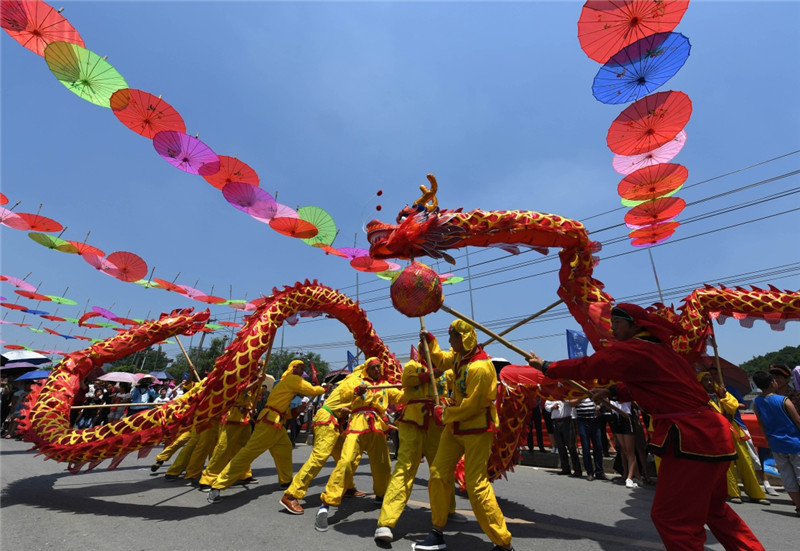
[592, 32, 691, 105]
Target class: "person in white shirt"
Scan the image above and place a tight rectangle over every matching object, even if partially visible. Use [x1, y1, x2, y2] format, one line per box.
[545, 399, 582, 478]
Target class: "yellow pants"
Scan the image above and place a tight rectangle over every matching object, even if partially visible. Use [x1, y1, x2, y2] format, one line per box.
[378, 421, 454, 528]
[199, 423, 253, 486]
[165, 429, 201, 476]
[429, 426, 512, 547]
[321, 430, 390, 507]
[184, 420, 221, 480]
[212, 422, 293, 490]
[285, 422, 357, 499]
[155, 429, 192, 462]
[727, 438, 766, 499]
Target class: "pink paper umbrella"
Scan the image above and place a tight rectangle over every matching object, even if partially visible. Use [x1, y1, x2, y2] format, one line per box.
[91, 306, 118, 321]
[613, 130, 687, 175]
[82, 253, 122, 278]
[0, 207, 24, 228]
[222, 182, 276, 215]
[337, 247, 369, 260]
[153, 131, 221, 176]
[0, 275, 37, 292]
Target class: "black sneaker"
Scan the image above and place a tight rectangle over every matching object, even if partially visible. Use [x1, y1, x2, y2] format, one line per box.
[314, 508, 329, 532]
[237, 476, 259, 485]
[489, 546, 514, 551]
[197, 484, 212, 492]
[150, 460, 164, 472]
[164, 474, 181, 482]
[207, 489, 221, 504]
[412, 530, 446, 550]
[374, 495, 384, 505]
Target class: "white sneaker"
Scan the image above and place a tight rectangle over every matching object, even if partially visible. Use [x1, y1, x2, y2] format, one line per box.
[764, 484, 779, 496]
[374, 526, 393, 542]
[625, 478, 638, 489]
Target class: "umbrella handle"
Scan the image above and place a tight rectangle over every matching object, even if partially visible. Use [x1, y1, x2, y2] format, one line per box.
[175, 336, 201, 382]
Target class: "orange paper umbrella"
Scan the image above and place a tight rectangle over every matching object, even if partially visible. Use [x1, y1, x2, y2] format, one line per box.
[629, 220, 680, 239]
[607, 91, 692, 156]
[577, 0, 689, 64]
[269, 217, 318, 239]
[110, 88, 186, 138]
[314, 243, 347, 257]
[69, 241, 105, 257]
[617, 163, 688, 202]
[3, 212, 63, 232]
[350, 256, 390, 273]
[107, 251, 148, 282]
[2, 0, 85, 56]
[203, 155, 260, 189]
[624, 196, 685, 228]
[152, 278, 187, 294]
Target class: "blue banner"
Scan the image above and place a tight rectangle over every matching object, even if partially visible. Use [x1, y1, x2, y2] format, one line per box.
[566, 329, 589, 359]
[345, 350, 357, 372]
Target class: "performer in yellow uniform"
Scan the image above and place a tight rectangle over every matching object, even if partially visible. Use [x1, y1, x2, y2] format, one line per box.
[413, 320, 513, 551]
[698, 372, 770, 505]
[207, 360, 325, 503]
[280, 365, 368, 514]
[315, 357, 404, 532]
[375, 359, 462, 543]
[197, 373, 265, 491]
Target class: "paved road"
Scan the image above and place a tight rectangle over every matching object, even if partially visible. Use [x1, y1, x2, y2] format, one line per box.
[1, 438, 795, 551]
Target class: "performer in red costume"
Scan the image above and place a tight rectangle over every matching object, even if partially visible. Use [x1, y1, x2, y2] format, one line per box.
[527, 303, 763, 551]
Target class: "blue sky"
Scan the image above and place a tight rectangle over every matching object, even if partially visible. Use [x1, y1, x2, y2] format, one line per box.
[2, 1, 798, 370]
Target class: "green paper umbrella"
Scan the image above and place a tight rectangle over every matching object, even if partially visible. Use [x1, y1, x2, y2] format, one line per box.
[62, 317, 79, 324]
[29, 327, 47, 333]
[204, 323, 224, 330]
[44, 41, 128, 107]
[28, 232, 80, 253]
[45, 295, 78, 305]
[298, 206, 337, 247]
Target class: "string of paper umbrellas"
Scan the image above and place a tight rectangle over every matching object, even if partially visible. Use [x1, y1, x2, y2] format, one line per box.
[577, 0, 693, 247]
[0, 1, 424, 292]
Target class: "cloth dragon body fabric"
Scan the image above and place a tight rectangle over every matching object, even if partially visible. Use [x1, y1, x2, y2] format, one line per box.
[19, 281, 400, 471]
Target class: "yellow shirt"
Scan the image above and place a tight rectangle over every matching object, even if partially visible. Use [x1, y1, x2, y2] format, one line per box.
[397, 360, 449, 428]
[427, 335, 499, 434]
[347, 375, 404, 434]
[258, 374, 325, 426]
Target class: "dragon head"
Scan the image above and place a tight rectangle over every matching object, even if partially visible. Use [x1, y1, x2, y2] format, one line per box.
[367, 206, 466, 263]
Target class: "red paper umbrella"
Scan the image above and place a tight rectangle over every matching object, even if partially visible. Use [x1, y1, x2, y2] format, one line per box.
[72, 335, 93, 341]
[577, 0, 689, 64]
[110, 88, 186, 138]
[41, 314, 66, 322]
[106, 251, 147, 282]
[68, 241, 105, 257]
[269, 217, 318, 239]
[114, 317, 138, 326]
[203, 155, 260, 189]
[0, 192, 8, 205]
[2, 0, 85, 56]
[153, 131, 220, 176]
[15, 290, 51, 301]
[617, 163, 688, 202]
[631, 231, 675, 247]
[0, 0, 28, 31]
[4, 344, 27, 350]
[1, 302, 28, 310]
[152, 278, 187, 294]
[81, 322, 103, 329]
[193, 295, 226, 304]
[624, 196, 685, 228]
[607, 91, 691, 156]
[44, 327, 60, 335]
[2, 211, 63, 232]
[350, 256, 390, 273]
[218, 321, 241, 328]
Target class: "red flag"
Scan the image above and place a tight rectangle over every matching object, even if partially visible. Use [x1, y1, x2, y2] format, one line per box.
[310, 361, 319, 385]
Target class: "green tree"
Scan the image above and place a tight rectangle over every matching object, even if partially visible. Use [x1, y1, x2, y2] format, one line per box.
[169, 337, 229, 380]
[265, 348, 329, 383]
[739, 345, 800, 374]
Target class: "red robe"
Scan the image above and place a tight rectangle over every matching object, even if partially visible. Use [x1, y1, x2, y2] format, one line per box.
[547, 336, 735, 461]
